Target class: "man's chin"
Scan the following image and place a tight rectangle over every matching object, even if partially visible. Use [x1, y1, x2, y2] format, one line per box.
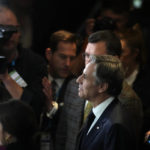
[78, 92, 85, 99]
[58, 72, 70, 78]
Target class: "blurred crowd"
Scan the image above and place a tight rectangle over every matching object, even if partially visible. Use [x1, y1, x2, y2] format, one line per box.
[0, 0, 150, 150]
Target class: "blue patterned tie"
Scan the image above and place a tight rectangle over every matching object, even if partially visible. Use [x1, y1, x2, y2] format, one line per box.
[79, 111, 95, 150]
[51, 80, 57, 101]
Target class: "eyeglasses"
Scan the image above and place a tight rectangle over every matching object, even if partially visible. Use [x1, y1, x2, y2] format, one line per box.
[82, 52, 90, 59]
[82, 53, 98, 63]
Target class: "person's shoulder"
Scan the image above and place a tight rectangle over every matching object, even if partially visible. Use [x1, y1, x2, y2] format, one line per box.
[119, 80, 141, 103]
[65, 77, 78, 93]
[118, 81, 143, 117]
[18, 47, 46, 65]
[138, 64, 150, 79]
[67, 78, 78, 86]
[21, 48, 44, 59]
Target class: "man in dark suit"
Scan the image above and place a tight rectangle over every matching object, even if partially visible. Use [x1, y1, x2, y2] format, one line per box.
[0, 6, 47, 122]
[41, 30, 77, 150]
[76, 55, 136, 150]
[63, 30, 142, 150]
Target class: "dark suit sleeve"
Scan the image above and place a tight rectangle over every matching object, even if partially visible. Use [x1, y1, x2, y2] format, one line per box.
[21, 58, 47, 121]
[104, 124, 134, 150]
[16, 48, 48, 121]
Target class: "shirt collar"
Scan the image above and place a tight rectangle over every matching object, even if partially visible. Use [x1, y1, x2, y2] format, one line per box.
[48, 74, 65, 89]
[125, 68, 139, 86]
[92, 96, 114, 119]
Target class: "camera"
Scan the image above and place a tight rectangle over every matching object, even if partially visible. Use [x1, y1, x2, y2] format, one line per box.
[0, 25, 18, 74]
[0, 24, 18, 42]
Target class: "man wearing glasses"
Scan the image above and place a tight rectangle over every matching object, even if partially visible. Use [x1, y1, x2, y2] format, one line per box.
[0, 5, 47, 122]
[62, 30, 143, 150]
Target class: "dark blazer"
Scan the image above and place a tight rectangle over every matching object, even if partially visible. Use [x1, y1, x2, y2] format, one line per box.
[41, 75, 75, 150]
[0, 47, 48, 121]
[131, 65, 150, 149]
[63, 79, 85, 150]
[76, 99, 136, 150]
[132, 65, 150, 132]
[62, 79, 142, 150]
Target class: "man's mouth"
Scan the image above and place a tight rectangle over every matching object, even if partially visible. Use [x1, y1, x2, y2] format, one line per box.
[78, 85, 82, 91]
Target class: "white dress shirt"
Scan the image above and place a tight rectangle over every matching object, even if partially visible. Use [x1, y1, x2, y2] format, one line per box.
[125, 68, 139, 87]
[48, 74, 64, 97]
[87, 96, 114, 134]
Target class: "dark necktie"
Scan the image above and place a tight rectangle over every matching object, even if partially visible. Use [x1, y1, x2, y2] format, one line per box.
[51, 80, 57, 101]
[84, 111, 95, 134]
[79, 111, 95, 150]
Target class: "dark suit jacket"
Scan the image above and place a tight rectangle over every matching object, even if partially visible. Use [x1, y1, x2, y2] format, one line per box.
[0, 47, 48, 121]
[76, 99, 136, 150]
[43, 75, 75, 150]
[132, 65, 150, 132]
[62, 79, 143, 150]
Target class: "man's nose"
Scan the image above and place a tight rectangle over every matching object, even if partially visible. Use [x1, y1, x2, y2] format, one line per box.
[85, 57, 91, 65]
[76, 74, 83, 83]
[65, 58, 71, 66]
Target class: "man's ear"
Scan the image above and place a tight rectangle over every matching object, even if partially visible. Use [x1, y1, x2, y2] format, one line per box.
[98, 83, 108, 93]
[45, 48, 52, 62]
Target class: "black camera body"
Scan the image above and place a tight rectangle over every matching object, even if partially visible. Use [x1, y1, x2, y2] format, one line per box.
[0, 25, 18, 74]
[0, 24, 18, 42]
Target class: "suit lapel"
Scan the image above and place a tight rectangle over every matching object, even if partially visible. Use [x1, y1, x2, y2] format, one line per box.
[83, 98, 118, 147]
[76, 121, 88, 150]
[57, 75, 74, 103]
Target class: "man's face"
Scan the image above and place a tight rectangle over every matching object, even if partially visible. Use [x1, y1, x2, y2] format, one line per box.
[0, 8, 20, 58]
[50, 41, 76, 78]
[101, 9, 128, 32]
[76, 63, 99, 100]
[84, 41, 107, 65]
[120, 39, 138, 76]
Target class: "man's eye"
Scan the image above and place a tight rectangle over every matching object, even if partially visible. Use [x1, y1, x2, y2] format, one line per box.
[83, 74, 86, 79]
[82, 53, 90, 59]
[59, 54, 75, 61]
[59, 54, 67, 59]
[70, 56, 75, 61]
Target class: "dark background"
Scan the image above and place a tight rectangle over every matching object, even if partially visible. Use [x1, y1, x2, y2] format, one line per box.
[32, 0, 100, 55]
[0, 0, 150, 60]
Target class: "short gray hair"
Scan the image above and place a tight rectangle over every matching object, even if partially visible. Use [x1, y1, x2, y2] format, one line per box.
[90, 55, 124, 96]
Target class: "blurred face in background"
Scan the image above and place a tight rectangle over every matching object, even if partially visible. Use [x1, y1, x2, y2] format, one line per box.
[120, 39, 138, 77]
[47, 41, 77, 78]
[100, 9, 128, 32]
[0, 7, 21, 59]
[84, 41, 107, 65]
